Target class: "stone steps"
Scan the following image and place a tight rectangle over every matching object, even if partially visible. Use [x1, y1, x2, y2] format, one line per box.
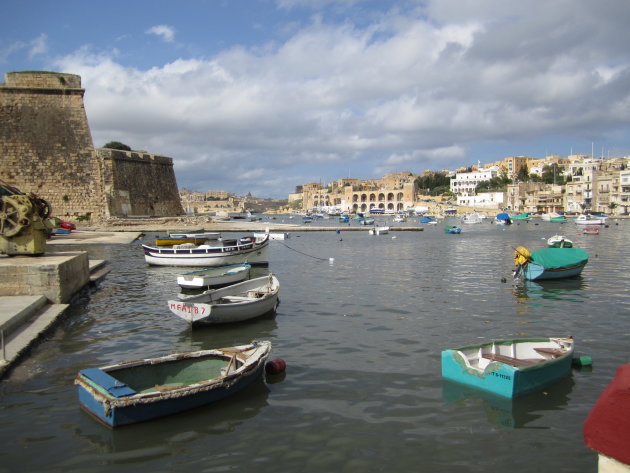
[0, 259, 110, 378]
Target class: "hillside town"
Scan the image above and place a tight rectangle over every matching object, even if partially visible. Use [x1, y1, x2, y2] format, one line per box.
[284, 154, 630, 216]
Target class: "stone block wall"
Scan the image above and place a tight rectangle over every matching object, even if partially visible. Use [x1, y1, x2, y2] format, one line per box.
[0, 72, 103, 219]
[97, 149, 184, 216]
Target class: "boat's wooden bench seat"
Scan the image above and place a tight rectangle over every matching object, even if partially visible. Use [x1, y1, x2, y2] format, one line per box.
[534, 348, 565, 357]
[482, 353, 542, 367]
[220, 295, 255, 303]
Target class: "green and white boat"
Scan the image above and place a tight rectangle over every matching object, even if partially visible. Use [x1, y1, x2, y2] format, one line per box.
[441, 337, 574, 398]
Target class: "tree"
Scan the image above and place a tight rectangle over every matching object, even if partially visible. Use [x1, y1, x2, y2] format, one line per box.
[608, 201, 618, 214]
[516, 165, 529, 182]
[415, 172, 451, 195]
[475, 175, 512, 193]
[541, 164, 566, 185]
[103, 141, 132, 151]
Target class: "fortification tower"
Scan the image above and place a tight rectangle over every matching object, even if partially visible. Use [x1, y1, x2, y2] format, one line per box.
[0, 71, 103, 219]
[1, 71, 184, 220]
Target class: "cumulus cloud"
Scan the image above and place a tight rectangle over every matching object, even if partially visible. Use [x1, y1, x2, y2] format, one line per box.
[52, 1, 630, 197]
[145, 25, 175, 43]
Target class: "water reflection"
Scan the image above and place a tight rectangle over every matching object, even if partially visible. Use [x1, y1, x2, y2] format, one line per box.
[442, 376, 574, 429]
[175, 314, 280, 352]
[513, 278, 588, 310]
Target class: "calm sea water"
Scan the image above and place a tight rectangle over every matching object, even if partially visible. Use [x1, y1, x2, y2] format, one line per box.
[1, 217, 629, 473]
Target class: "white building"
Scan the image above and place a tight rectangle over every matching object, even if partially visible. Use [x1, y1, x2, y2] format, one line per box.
[457, 192, 505, 209]
[450, 167, 499, 196]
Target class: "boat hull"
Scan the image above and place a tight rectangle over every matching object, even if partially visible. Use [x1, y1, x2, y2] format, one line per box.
[76, 342, 271, 427]
[168, 294, 279, 325]
[168, 275, 280, 325]
[441, 337, 574, 398]
[523, 262, 586, 280]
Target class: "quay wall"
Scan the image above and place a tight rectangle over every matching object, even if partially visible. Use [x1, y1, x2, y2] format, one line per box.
[0, 71, 183, 221]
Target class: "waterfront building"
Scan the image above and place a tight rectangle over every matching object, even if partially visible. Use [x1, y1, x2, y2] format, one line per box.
[456, 192, 504, 209]
[297, 173, 418, 213]
[450, 167, 499, 196]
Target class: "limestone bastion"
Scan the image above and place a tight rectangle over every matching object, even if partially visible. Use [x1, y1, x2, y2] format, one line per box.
[0, 71, 184, 221]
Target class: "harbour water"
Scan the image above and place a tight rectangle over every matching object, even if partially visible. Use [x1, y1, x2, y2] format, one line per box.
[1, 217, 629, 472]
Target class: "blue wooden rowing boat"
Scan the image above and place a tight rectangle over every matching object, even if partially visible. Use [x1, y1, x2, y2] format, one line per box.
[441, 337, 574, 398]
[75, 341, 271, 427]
[444, 225, 461, 234]
[514, 246, 589, 280]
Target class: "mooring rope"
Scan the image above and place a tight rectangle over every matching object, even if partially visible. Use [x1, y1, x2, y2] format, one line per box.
[277, 241, 330, 261]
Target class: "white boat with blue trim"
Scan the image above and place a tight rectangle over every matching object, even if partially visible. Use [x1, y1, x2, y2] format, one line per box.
[142, 234, 269, 267]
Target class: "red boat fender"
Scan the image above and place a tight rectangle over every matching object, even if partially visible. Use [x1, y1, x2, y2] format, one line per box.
[584, 363, 630, 466]
[265, 358, 286, 375]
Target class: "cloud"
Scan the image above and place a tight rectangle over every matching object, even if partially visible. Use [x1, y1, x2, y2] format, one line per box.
[52, 2, 630, 197]
[145, 25, 175, 43]
[28, 34, 48, 59]
[0, 34, 47, 64]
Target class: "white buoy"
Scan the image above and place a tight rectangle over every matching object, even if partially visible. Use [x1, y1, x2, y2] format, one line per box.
[329, 257, 335, 264]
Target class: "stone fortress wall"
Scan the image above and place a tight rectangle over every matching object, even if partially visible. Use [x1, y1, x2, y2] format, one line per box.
[0, 71, 183, 220]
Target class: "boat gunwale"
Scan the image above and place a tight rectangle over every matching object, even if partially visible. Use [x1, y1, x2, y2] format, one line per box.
[76, 342, 271, 406]
[445, 337, 574, 372]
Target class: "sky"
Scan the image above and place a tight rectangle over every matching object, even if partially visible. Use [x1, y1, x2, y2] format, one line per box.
[2, 0, 630, 198]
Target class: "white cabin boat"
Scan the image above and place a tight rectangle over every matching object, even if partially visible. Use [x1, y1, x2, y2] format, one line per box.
[142, 234, 269, 267]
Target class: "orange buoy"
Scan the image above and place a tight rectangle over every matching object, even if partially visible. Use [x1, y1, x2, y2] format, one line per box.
[265, 358, 286, 375]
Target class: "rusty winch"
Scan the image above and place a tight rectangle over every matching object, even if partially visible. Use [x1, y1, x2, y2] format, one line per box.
[0, 181, 55, 256]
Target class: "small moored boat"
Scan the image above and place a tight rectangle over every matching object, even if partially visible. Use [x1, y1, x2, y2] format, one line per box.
[168, 274, 280, 325]
[541, 212, 567, 222]
[168, 232, 221, 239]
[75, 340, 272, 427]
[253, 231, 289, 240]
[176, 264, 251, 289]
[495, 212, 512, 225]
[368, 226, 390, 235]
[444, 225, 461, 234]
[583, 227, 600, 235]
[155, 234, 220, 246]
[142, 234, 269, 267]
[547, 235, 573, 248]
[575, 214, 608, 225]
[514, 246, 588, 280]
[441, 337, 574, 398]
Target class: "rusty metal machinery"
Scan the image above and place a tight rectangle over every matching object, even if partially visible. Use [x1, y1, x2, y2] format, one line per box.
[0, 181, 55, 256]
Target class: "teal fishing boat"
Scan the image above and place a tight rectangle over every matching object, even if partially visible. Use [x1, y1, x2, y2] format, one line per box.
[441, 337, 574, 398]
[514, 246, 588, 280]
